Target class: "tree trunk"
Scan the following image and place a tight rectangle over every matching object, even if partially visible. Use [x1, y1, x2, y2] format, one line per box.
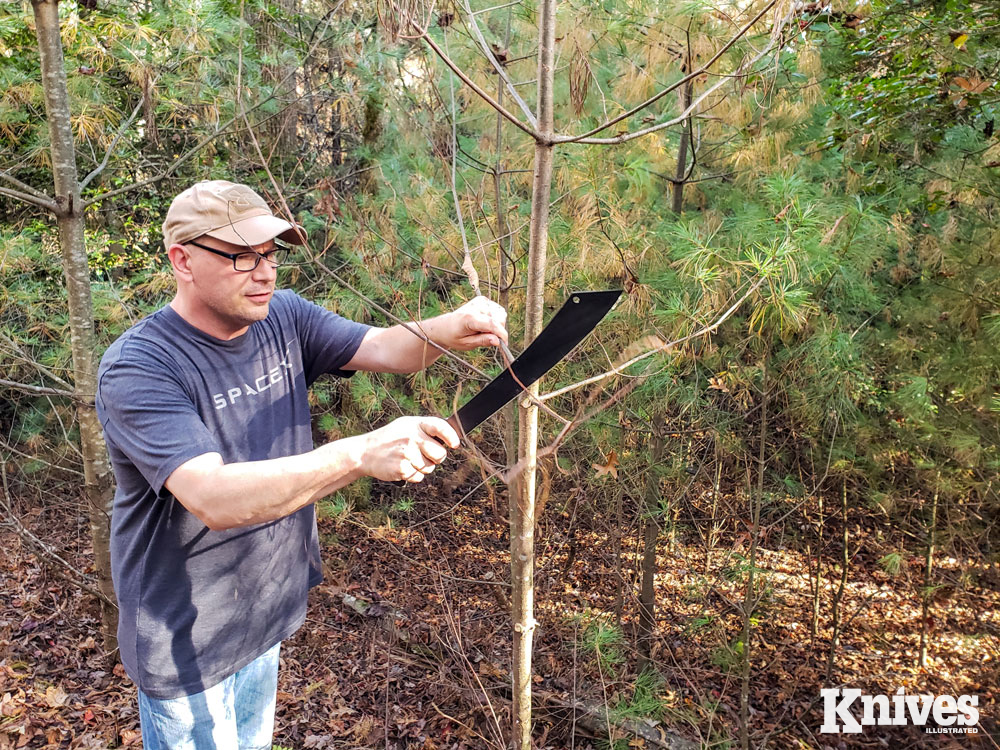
[671, 79, 693, 214]
[637, 427, 665, 673]
[739, 358, 768, 750]
[825, 479, 850, 682]
[706, 449, 721, 570]
[918, 479, 939, 667]
[611, 421, 627, 626]
[809, 492, 824, 640]
[32, 0, 118, 653]
[510, 0, 556, 744]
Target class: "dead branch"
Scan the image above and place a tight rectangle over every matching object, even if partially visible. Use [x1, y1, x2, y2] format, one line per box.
[487, 277, 766, 487]
[540, 277, 766, 402]
[0, 185, 58, 213]
[0, 378, 78, 399]
[458, 0, 538, 128]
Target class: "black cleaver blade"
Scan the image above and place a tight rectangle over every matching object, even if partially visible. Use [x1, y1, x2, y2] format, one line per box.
[448, 289, 622, 437]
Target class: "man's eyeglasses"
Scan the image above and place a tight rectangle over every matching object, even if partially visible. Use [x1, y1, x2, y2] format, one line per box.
[187, 240, 289, 272]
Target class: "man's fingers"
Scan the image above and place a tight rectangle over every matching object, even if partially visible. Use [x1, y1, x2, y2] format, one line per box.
[418, 437, 447, 465]
[467, 312, 509, 343]
[422, 417, 460, 449]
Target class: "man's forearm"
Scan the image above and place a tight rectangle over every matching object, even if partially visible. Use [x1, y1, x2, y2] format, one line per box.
[369, 317, 451, 373]
[166, 436, 368, 531]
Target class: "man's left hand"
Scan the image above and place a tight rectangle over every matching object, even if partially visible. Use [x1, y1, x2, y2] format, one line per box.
[439, 297, 508, 351]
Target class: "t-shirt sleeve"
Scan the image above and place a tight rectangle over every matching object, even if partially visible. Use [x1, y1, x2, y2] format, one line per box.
[290, 293, 372, 384]
[97, 359, 222, 494]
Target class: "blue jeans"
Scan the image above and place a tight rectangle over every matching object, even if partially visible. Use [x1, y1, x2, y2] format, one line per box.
[137, 641, 281, 750]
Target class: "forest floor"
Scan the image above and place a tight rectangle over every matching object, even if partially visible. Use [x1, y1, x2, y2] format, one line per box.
[1, 470, 998, 749]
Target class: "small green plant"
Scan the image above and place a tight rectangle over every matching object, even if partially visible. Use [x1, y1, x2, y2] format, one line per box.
[577, 613, 625, 673]
[390, 496, 414, 514]
[878, 551, 904, 576]
[683, 614, 715, 635]
[316, 494, 352, 523]
[710, 638, 744, 673]
[612, 668, 667, 721]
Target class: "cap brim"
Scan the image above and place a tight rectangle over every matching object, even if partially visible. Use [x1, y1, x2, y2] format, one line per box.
[205, 215, 307, 246]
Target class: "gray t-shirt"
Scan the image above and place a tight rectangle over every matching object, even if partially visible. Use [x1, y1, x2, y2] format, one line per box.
[96, 290, 370, 699]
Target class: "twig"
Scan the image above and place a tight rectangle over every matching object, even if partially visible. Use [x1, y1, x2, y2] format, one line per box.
[0, 378, 78, 400]
[459, 0, 537, 128]
[411, 22, 541, 141]
[444, 29, 480, 294]
[79, 98, 145, 190]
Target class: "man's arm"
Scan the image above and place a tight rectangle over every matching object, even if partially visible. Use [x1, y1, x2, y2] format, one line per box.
[165, 416, 459, 531]
[344, 296, 508, 373]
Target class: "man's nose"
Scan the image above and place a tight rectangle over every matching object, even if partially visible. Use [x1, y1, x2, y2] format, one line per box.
[251, 255, 277, 282]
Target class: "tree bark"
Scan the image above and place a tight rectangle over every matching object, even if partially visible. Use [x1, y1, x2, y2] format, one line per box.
[637, 427, 665, 673]
[825, 478, 850, 682]
[510, 0, 556, 745]
[918, 479, 939, 667]
[740, 358, 768, 750]
[31, 0, 118, 653]
[671, 79, 693, 214]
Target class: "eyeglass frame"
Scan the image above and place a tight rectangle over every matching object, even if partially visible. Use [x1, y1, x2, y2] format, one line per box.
[185, 239, 290, 272]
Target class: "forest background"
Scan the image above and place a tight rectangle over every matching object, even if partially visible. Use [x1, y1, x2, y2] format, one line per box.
[0, 0, 998, 747]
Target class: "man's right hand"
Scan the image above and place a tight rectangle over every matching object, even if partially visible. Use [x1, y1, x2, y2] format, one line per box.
[360, 416, 460, 483]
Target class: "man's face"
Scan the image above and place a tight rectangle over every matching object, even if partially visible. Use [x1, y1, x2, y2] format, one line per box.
[179, 235, 279, 338]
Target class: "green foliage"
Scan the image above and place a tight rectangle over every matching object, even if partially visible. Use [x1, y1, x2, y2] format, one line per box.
[612, 669, 669, 721]
[576, 613, 625, 673]
[878, 551, 904, 577]
[710, 637, 744, 673]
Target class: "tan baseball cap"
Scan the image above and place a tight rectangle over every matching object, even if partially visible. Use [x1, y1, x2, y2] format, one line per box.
[162, 180, 306, 250]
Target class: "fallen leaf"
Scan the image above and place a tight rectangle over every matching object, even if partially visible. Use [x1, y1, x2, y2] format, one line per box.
[709, 373, 730, 392]
[592, 450, 619, 479]
[43, 685, 68, 708]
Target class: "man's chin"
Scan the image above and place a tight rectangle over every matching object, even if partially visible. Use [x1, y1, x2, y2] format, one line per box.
[234, 300, 271, 326]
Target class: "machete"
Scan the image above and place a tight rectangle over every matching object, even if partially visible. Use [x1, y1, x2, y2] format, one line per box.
[446, 289, 622, 438]
[392, 290, 621, 483]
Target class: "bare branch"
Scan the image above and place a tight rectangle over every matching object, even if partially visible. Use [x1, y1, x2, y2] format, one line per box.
[0, 185, 58, 213]
[445, 30, 481, 294]
[553, 0, 783, 145]
[0, 331, 73, 389]
[459, 0, 538, 128]
[414, 23, 542, 141]
[569, 71, 734, 144]
[80, 98, 145, 190]
[0, 378, 77, 399]
[0, 170, 55, 204]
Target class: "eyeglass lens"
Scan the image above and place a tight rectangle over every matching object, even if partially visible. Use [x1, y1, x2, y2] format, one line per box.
[233, 248, 288, 272]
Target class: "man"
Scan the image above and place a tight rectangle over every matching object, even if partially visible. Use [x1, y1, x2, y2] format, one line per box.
[96, 180, 508, 749]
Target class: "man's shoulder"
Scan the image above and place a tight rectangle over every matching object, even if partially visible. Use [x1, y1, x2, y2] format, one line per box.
[99, 307, 183, 375]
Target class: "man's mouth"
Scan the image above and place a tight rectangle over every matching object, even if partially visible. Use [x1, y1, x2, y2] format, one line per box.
[246, 290, 273, 303]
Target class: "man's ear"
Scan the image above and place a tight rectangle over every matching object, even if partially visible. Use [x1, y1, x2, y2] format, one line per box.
[167, 243, 194, 282]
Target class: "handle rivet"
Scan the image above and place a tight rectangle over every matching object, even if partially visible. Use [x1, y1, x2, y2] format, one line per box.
[572, 296, 580, 304]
